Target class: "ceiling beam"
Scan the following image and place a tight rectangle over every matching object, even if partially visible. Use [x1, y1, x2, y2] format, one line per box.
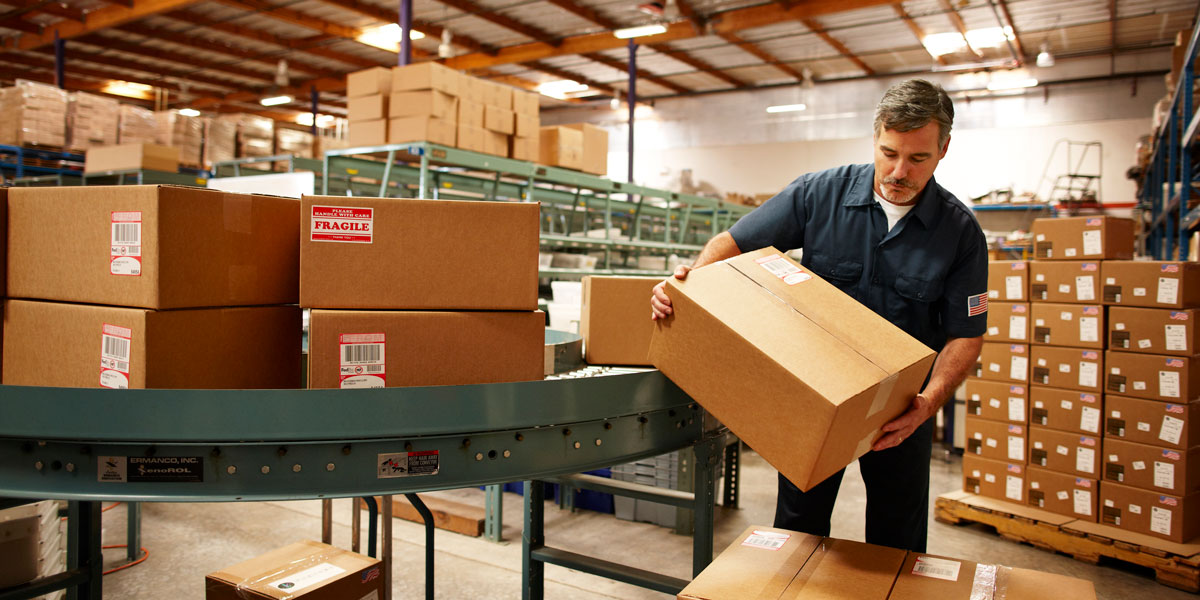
[647, 42, 750, 88]
[527, 60, 617, 95]
[582, 52, 690, 94]
[0, 52, 224, 96]
[310, 0, 495, 55]
[189, 75, 345, 110]
[542, 0, 618, 29]
[0, 13, 42, 33]
[674, 0, 706, 34]
[936, 0, 984, 58]
[32, 46, 251, 92]
[893, 4, 945, 66]
[718, 31, 804, 81]
[1109, 0, 1117, 59]
[994, 0, 1026, 64]
[114, 23, 343, 79]
[212, 0, 361, 39]
[2, 0, 202, 51]
[76, 32, 284, 84]
[800, 17, 874, 75]
[432, 0, 560, 46]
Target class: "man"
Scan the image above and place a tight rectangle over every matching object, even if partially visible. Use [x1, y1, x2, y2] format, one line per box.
[649, 79, 986, 553]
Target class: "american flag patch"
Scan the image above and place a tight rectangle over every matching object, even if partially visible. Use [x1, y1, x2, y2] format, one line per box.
[1171, 312, 1189, 321]
[968, 292, 988, 317]
[1013, 304, 1027, 313]
[1076, 478, 1092, 488]
[1081, 263, 1098, 271]
[1081, 394, 1097, 403]
[1162, 264, 1180, 273]
[1164, 450, 1182, 460]
[1011, 385, 1024, 394]
[1161, 496, 1179, 507]
[1168, 404, 1185, 414]
[1012, 262, 1026, 270]
[1007, 464, 1023, 474]
[1086, 218, 1102, 226]
[1168, 359, 1185, 368]
[1080, 437, 1096, 446]
[1083, 351, 1098, 359]
[1011, 345, 1025, 353]
[362, 566, 380, 583]
[1083, 306, 1099, 315]
[1009, 425, 1023, 434]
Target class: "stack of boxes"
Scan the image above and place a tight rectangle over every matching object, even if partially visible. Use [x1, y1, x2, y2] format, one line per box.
[154, 109, 205, 167]
[274, 127, 314, 159]
[0, 501, 63, 600]
[66, 92, 119, 151]
[346, 66, 392, 147]
[204, 117, 238, 167]
[233, 114, 275, 158]
[0, 80, 68, 148]
[510, 87, 540, 161]
[390, 62, 458, 148]
[539, 123, 608, 175]
[117, 104, 156, 145]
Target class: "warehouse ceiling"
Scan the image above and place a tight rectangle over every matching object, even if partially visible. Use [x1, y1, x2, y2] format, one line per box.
[0, 0, 1195, 122]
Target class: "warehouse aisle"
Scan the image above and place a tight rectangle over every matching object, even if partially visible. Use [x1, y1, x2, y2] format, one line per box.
[98, 448, 1180, 599]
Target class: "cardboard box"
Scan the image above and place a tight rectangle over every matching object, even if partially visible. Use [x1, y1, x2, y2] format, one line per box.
[206, 540, 383, 600]
[484, 105, 515, 135]
[456, 124, 485, 153]
[1109, 307, 1200, 355]
[389, 90, 458, 120]
[3, 299, 300, 389]
[514, 113, 539, 138]
[1103, 438, 1200, 495]
[1030, 261, 1102, 303]
[391, 62, 459, 95]
[1030, 346, 1102, 392]
[347, 93, 388, 121]
[307, 309, 543, 388]
[8, 186, 299, 309]
[988, 260, 1029, 301]
[648, 248, 936, 491]
[348, 118, 387, 147]
[783, 538, 906, 599]
[581, 276, 659, 366]
[539, 126, 583, 170]
[563, 123, 608, 176]
[1105, 394, 1199, 450]
[1101, 261, 1200, 308]
[1104, 351, 1200, 402]
[84, 143, 178, 174]
[1101, 480, 1200, 543]
[0, 188, 7, 298]
[890, 553, 1096, 599]
[972, 342, 1029, 384]
[1026, 466, 1099, 522]
[1028, 426, 1100, 478]
[1029, 302, 1104, 349]
[962, 455, 1026, 503]
[1029, 386, 1103, 436]
[510, 136, 539, 162]
[965, 416, 1026, 463]
[513, 89, 540, 115]
[964, 378, 1028, 424]
[347, 66, 393, 98]
[300, 196, 539, 310]
[677, 526, 823, 600]
[483, 81, 512, 109]
[0, 503, 39, 588]
[985, 301, 1029, 343]
[458, 99, 484, 129]
[1031, 216, 1135, 260]
[388, 116, 456, 147]
[482, 130, 508, 157]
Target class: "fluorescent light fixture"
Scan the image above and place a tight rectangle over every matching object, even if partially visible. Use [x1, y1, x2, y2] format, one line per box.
[964, 26, 1014, 49]
[537, 79, 589, 99]
[357, 23, 426, 52]
[296, 113, 337, 127]
[766, 103, 806, 113]
[102, 80, 153, 99]
[922, 32, 967, 57]
[986, 78, 1038, 91]
[613, 24, 667, 39]
[1036, 42, 1055, 67]
[177, 108, 201, 117]
[260, 95, 293, 106]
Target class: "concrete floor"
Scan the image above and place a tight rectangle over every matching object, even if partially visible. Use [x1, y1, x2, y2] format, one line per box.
[95, 448, 1180, 599]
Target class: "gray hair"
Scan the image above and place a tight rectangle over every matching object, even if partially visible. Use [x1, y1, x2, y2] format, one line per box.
[873, 79, 954, 147]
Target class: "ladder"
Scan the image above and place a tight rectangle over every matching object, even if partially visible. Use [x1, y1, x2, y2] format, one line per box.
[1039, 139, 1103, 209]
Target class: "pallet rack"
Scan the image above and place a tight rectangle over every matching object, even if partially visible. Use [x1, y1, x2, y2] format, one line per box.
[0, 145, 84, 184]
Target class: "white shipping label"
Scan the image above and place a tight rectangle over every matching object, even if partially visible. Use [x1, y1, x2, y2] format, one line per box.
[1006, 475, 1022, 500]
[1009, 397, 1026, 422]
[1138, 339, 1153, 349]
[268, 563, 347, 594]
[1082, 230, 1102, 255]
[984, 473, 996, 483]
[1079, 317, 1099, 343]
[109, 211, 142, 276]
[1077, 447, 1095, 473]
[989, 290, 999, 299]
[1065, 248, 1078, 257]
[1079, 362, 1098, 388]
[1036, 274, 1046, 282]
[339, 333, 386, 389]
[1080, 406, 1101, 433]
[989, 399, 1002, 408]
[1075, 276, 1095, 301]
[1107, 277, 1117, 285]
[1010, 316, 1027, 340]
[1155, 461, 1176, 490]
[1008, 435, 1024, 461]
[1161, 415, 1185, 446]
[1011, 356, 1028, 380]
[756, 254, 811, 285]
[988, 326, 1000, 336]
[1036, 319, 1046, 327]
[1166, 325, 1189, 352]
[1134, 381, 1147, 391]
[741, 530, 790, 550]
[1160, 371, 1182, 398]
[1152, 506, 1173, 536]
[1074, 489, 1093, 516]
[1159, 277, 1180, 305]
[1057, 445, 1069, 455]
[986, 438, 998, 448]
[1060, 311, 1073, 321]
[912, 556, 962, 582]
[1057, 490, 1070, 501]
[99, 323, 132, 389]
[1058, 284, 1072, 294]
[1115, 323, 1126, 330]
[1005, 276, 1023, 300]
[311, 205, 374, 243]
[1129, 504, 1142, 515]
[1061, 400, 1074, 410]
[1059, 364, 1072, 374]
[989, 362, 1001, 373]
[1134, 287, 1148, 297]
[1133, 461, 1146, 471]
[1138, 421, 1151, 432]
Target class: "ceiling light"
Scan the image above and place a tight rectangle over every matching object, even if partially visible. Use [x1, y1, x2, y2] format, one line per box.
[357, 23, 425, 52]
[610, 97, 621, 110]
[766, 103, 806, 113]
[964, 26, 1014, 49]
[800, 67, 815, 89]
[922, 32, 967, 57]
[438, 29, 455, 58]
[178, 108, 201, 117]
[986, 78, 1038, 91]
[260, 95, 293, 106]
[296, 113, 337, 127]
[537, 79, 589, 99]
[613, 24, 667, 39]
[1036, 42, 1055, 68]
[102, 80, 153, 100]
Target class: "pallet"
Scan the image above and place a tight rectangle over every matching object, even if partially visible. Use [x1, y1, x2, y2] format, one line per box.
[358, 494, 485, 537]
[935, 490, 1200, 592]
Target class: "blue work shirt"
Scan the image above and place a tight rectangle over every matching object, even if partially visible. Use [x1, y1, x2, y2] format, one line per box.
[728, 163, 988, 352]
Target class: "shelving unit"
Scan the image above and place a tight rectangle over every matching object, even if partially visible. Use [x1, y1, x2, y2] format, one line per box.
[0, 144, 83, 184]
[82, 168, 209, 187]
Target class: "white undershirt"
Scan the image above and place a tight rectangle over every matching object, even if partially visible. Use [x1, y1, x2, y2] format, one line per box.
[875, 191, 915, 231]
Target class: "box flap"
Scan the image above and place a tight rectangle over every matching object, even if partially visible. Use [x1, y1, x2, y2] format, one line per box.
[678, 526, 821, 600]
[780, 537, 906, 598]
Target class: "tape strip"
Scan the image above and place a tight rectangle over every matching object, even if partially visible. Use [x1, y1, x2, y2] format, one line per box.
[969, 564, 997, 600]
[854, 431, 876, 459]
[867, 372, 899, 418]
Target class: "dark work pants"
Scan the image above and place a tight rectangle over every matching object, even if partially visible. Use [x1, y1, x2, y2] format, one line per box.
[773, 418, 934, 552]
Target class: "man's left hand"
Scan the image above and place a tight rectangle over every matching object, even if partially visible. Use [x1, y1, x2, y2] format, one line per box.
[872, 393, 938, 451]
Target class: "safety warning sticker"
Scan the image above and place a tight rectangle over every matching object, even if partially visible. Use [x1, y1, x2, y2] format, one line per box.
[377, 451, 439, 478]
[311, 205, 373, 243]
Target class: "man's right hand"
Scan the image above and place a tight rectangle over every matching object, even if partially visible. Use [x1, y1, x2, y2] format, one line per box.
[651, 265, 691, 320]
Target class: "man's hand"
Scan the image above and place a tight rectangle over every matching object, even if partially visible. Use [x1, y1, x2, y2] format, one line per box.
[651, 265, 691, 320]
[872, 393, 938, 451]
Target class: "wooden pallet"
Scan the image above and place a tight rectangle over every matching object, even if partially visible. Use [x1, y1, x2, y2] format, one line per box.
[358, 494, 486, 537]
[935, 490, 1200, 592]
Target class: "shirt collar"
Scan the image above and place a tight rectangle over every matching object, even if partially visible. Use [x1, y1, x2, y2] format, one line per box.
[844, 164, 942, 228]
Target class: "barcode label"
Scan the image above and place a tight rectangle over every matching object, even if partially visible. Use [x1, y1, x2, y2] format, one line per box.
[110, 211, 142, 276]
[755, 254, 810, 285]
[340, 333, 386, 388]
[740, 530, 790, 550]
[343, 343, 381, 364]
[912, 556, 961, 581]
[112, 223, 140, 244]
[99, 323, 132, 389]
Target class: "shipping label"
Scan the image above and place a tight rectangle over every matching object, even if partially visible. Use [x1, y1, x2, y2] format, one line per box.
[911, 556, 961, 581]
[110, 211, 142, 276]
[755, 254, 810, 285]
[741, 530, 790, 550]
[99, 323, 131, 389]
[311, 205, 374, 243]
[377, 450, 439, 478]
[339, 333, 385, 388]
[268, 563, 347, 593]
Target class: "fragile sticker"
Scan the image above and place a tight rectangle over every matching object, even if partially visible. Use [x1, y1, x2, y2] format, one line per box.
[741, 530, 791, 550]
[99, 323, 131, 389]
[311, 205, 374, 243]
[377, 451, 439, 478]
[755, 254, 810, 285]
[110, 211, 142, 276]
[340, 333, 385, 388]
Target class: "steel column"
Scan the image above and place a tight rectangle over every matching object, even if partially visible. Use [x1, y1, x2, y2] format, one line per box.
[627, 40, 638, 191]
[125, 502, 141, 563]
[66, 501, 101, 600]
[310, 86, 319, 136]
[398, 0, 413, 66]
[521, 481, 545, 600]
[53, 33, 65, 89]
[382, 494, 393, 600]
[484, 484, 503, 542]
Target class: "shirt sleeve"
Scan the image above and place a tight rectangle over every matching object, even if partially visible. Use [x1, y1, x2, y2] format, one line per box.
[938, 223, 989, 339]
[727, 174, 807, 253]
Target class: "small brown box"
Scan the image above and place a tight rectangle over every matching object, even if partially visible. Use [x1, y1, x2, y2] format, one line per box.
[389, 90, 458, 120]
[482, 130, 508, 156]
[514, 113, 539, 138]
[985, 301, 1030, 343]
[1028, 426, 1101, 478]
[1031, 216, 1135, 260]
[1101, 261, 1200, 308]
[973, 342, 1029, 383]
[456, 124, 485, 153]
[512, 90, 540, 116]
[1028, 302, 1104, 349]
[206, 540, 383, 600]
[1109, 307, 1200, 355]
[1025, 466, 1099, 522]
[510, 136, 538, 162]
[347, 93, 388, 121]
[1029, 386, 1103, 436]
[457, 99, 484, 129]
[676, 526, 824, 600]
[1103, 438, 1200, 495]
[388, 116, 456, 147]
[988, 260, 1029, 301]
[1100, 480, 1200, 543]
[484, 105, 515, 135]
[1030, 346, 1103, 392]
[539, 126, 583, 170]
[563, 123, 608, 176]
[84, 143, 178, 174]
[391, 62, 459, 95]
[962, 454, 1026, 503]
[1104, 351, 1200, 402]
[964, 378, 1028, 424]
[965, 415, 1027, 463]
[891, 553, 1096, 600]
[484, 81, 513, 109]
[1029, 261, 1103, 303]
[581, 276, 660, 366]
[1105, 394, 1200, 449]
[346, 66, 393, 98]
[348, 118, 387, 147]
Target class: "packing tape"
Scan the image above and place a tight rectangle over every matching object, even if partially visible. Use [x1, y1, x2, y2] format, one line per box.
[969, 563, 1013, 600]
[866, 372, 899, 419]
[854, 431, 876, 459]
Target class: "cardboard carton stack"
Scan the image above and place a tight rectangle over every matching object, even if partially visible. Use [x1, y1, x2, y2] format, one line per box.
[117, 104, 156, 145]
[204, 117, 237, 168]
[0, 80, 68, 148]
[84, 143, 179, 175]
[346, 66, 393, 147]
[2, 185, 302, 390]
[389, 62, 459, 148]
[66, 92, 119, 151]
[510, 87, 540, 161]
[275, 128, 314, 159]
[300, 195, 544, 388]
[154, 110, 205, 167]
[233, 114, 275, 158]
[539, 123, 608, 175]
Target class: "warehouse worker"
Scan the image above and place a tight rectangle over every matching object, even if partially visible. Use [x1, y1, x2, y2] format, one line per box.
[649, 79, 986, 553]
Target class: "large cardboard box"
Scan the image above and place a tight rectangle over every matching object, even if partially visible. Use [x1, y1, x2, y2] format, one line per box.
[1103, 438, 1200, 495]
[458, 99, 484, 129]
[347, 66, 393, 98]
[0, 503, 39, 589]
[0, 188, 6, 298]
[388, 116, 456, 146]
[1101, 481, 1200, 543]
[84, 143, 178, 174]
[1105, 394, 1199, 450]
[456, 125, 485, 153]
[1026, 466, 1099, 522]
[392, 62, 459, 95]
[964, 416, 1026, 463]
[1030, 346, 1102, 392]
[676, 526, 823, 600]
[514, 113, 539, 138]
[563, 122, 608, 176]
[484, 105, 515, 135]
[300, 196, 538, 310]
[513, 89, 540, 115]
[482, 130, 508, 157]
[206, 540, 383, 600]
[3, 299, 300, 389]
[510, 136, 539, 162]
[482, 81, 512, 109]
[581, 276, 659, 366]
[1109, 307, 1200, 355]
[889, 553, 1097, 599]
[8, 186, 299, 309]
[1029, 302, 1104, 348]
[1101, 261, 1200, 308]
[780, 538, 906, 599]
[1030, 260, 1102, 303]
[987, 260, 1028, 301]
[1104, 351, 1200, 402]
[1029, 386, 1103, 436]
[964, 378, 1027, 424]
[347, 93, 388, 121]
[972, 342, 1029, 384]
[1029, 426, 1100, 478]
[985, 301, 1029, 343]
[1031, 216, 1135, 260]
[648, 248, 936, 491]
[307, 310, 543, 388]
[539, 126, 583, 170]
[389, 90, 458, 120]
[962, 454, 1026, 503]
[348, 118, 387, 147]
